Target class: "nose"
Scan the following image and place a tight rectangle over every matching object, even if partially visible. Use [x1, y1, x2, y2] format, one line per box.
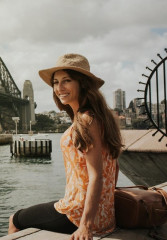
[54, 82, 64, 93]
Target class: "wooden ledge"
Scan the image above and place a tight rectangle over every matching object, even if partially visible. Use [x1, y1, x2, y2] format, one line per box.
[1, 223, 167, 240]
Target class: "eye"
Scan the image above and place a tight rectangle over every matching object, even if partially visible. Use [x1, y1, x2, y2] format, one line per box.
[65, 79, 71, 83]
[52, 80, 59, 85]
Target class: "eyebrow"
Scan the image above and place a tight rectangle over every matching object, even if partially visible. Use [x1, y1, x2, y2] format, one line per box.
[53, 76, 71, 81]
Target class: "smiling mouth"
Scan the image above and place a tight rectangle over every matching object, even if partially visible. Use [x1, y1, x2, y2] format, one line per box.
[59, 94, 69, 98]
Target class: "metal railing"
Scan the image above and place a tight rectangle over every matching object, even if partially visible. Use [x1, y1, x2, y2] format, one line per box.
[137, 48, 167, 145]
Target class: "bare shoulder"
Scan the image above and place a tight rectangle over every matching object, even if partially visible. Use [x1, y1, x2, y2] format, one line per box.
[79, 112, 101, 140]
[79, 111, 95, 126]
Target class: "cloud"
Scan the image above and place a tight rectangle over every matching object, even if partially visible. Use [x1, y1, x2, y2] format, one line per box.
[0, 0, 167, 112]
[1, 0, 167, 44]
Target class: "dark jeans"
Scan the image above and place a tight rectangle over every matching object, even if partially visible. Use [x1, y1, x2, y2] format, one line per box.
[13, 201, 77, 234]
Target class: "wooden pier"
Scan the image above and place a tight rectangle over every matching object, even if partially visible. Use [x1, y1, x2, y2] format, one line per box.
[1, 223, 167, 240]
[10, 139, 52, 157]
[2, 181, 167, 240]
[10, 134, 52, 157]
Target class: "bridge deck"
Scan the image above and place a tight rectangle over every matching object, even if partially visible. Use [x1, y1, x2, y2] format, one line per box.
[0, 92, 29, 104]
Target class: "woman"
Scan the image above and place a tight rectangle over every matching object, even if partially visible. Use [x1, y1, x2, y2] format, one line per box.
[8, 53, 122, 240]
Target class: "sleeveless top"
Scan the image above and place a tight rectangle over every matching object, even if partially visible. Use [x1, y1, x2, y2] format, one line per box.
[54, 124, 116, 235]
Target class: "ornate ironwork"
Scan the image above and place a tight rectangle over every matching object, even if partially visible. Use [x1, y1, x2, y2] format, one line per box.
[0, 57, 21, 98]
[137, 48, 167, 145]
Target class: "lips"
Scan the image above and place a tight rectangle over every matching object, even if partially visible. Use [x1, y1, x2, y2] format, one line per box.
[58, 93, 69, 99]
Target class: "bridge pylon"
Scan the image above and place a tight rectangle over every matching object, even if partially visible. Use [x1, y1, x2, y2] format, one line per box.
[22, 80, 36, 131]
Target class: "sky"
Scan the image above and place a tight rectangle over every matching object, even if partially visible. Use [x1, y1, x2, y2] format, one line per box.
[0, 0, 167, 113]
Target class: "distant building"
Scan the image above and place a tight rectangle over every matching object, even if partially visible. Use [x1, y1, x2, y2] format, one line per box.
[113, 89, 126, 110]
[118, 115, 126, 128]
[128, 98, 143, 116]
[133, 98, 142, 109]
[151, 103, 165, 114]
[126, 117, 132, 126]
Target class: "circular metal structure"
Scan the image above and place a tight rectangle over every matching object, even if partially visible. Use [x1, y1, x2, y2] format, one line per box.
[138, 48, 167, 144]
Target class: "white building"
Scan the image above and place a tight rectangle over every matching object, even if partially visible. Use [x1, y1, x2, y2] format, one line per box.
[113, 89, 126, 110]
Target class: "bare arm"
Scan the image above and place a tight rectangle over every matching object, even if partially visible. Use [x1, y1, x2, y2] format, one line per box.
[115, 158, 119, 186]
[70, 118, 103, 240]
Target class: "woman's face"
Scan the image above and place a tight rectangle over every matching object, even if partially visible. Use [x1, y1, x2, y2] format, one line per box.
[53, 70, 80, 112]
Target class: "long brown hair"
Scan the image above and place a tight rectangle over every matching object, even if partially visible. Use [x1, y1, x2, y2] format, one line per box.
[52, 69, 123, 158]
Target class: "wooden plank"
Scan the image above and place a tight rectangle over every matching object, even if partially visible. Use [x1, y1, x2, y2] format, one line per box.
[1, 229, 98, 240]
[104, 223, 167, 239]
[1, 228, 40, 240]
[2, 223, 167, 240]
[121, 129, 167, 152]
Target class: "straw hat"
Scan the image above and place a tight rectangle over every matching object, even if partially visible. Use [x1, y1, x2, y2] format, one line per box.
[39, 53, 104, 88]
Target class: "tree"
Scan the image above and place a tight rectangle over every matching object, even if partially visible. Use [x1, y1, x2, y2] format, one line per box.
[33, 114, 55, 132]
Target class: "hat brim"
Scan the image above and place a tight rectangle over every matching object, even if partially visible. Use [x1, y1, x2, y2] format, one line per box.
[39, 66, 104, 88]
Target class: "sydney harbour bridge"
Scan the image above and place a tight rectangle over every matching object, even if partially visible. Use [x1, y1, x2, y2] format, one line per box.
[0, 57, 36, 132]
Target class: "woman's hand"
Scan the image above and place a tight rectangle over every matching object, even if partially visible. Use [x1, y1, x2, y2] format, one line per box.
[70, 225, 93, 240]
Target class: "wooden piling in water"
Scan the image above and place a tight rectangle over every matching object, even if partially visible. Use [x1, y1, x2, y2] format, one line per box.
[10, 139, 52, 157]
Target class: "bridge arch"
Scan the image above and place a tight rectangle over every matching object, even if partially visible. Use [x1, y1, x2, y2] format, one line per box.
[0, 57, 36, 132]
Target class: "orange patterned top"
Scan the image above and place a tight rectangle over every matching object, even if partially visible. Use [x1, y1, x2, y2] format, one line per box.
[54, 124, 116, 235]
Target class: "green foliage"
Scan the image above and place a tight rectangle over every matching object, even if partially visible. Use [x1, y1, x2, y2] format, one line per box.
[33, 114, 55, 131]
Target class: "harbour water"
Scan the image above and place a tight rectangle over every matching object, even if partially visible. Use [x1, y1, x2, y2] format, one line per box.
[0, 133, 132, 237]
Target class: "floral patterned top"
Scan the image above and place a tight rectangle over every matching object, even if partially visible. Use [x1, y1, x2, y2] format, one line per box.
[54, 124, 116, 235]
